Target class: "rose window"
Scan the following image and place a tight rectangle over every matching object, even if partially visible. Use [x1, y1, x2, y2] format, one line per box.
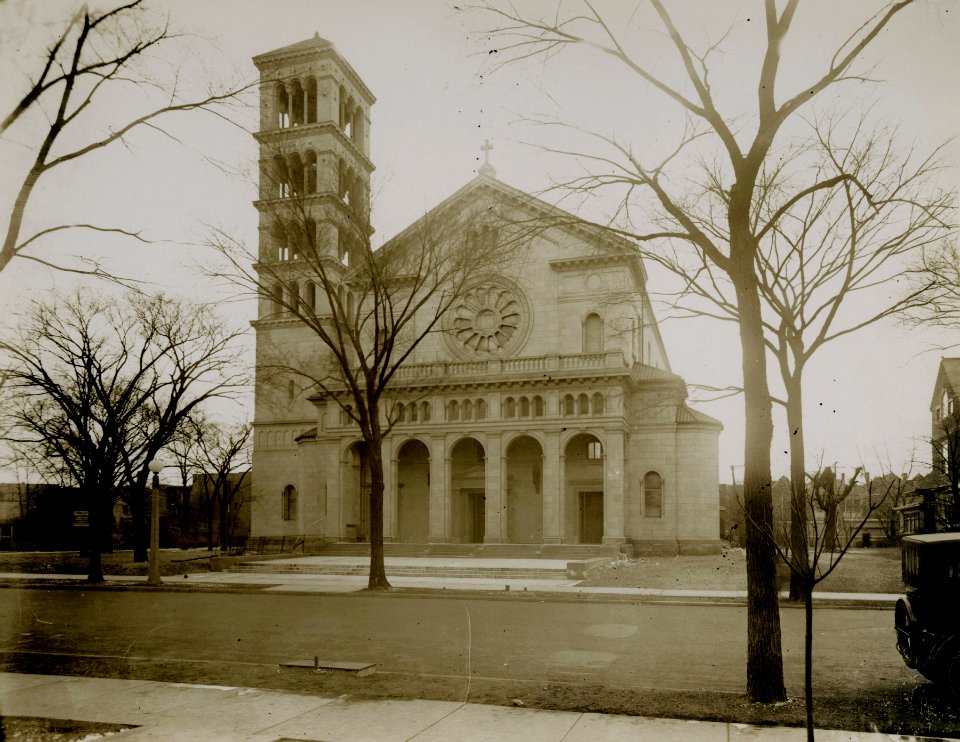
[444, 279, 531, 358]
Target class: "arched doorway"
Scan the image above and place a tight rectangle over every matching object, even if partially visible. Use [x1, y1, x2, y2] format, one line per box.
[506, 436, 543, 543]
[451, 438, 485, 543]
[344, 442, 371, 541]
[564, 433, 604, 544]
[397, 439, 430, 542]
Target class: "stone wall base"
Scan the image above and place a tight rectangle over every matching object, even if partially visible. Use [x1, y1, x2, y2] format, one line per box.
[629, 539, 722, 557]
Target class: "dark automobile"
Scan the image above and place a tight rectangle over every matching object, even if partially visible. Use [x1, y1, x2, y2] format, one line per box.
[895, 533, 960, 693]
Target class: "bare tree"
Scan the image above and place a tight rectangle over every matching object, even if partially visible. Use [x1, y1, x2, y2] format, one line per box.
[476, 0, 932, 701]
[113, 294, 248, 561]
[192, 420, 252, 550]
[213, 161, 524, 589]
[0, 289, 246, 580]
[665, 112, 952, 597]
[758, 466, 899, 741]
[1, 0, 249, 279]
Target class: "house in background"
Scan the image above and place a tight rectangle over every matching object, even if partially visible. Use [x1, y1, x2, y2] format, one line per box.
[897, 358, 960, 536]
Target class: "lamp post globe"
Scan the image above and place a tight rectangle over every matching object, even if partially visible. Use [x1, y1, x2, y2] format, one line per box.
[147, 459, 164, 586]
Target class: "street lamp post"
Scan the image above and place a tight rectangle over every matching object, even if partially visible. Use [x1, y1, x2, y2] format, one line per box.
[147, 458, 164, 586]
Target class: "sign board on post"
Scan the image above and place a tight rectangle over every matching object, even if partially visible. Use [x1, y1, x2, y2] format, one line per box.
[73, 510, 89, 528]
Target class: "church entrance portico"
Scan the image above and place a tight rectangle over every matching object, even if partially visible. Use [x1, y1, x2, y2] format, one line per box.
[564, 433, 605, 543]
[450, 437, 486, 543]
[505, 435, 543, 543]
[343, 441, 371, 541]
[397, 439, 430, 542]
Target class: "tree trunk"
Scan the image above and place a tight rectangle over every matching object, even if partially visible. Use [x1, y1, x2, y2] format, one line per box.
[206, 496, 216, 550]
[365, 438, 391, 590]
[734, 255, 786, 703]
[804, 582, 815, 742]
[786, 377, 808, 601]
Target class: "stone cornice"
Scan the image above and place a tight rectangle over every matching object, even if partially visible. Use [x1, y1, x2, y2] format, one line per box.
[254, 44, 375, 105]
[549, 253, 645, 287]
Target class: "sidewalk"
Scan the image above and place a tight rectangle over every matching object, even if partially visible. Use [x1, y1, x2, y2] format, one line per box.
[0, 672, 948, 741]
[0, 568, 900, 605]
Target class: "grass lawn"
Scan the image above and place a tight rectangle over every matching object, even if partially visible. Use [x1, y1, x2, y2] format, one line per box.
[580, 546, 905, 593]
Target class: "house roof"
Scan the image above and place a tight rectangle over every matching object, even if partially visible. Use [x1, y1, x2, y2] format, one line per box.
[931, 357, 960, 410]
[676, 404, 723, 429]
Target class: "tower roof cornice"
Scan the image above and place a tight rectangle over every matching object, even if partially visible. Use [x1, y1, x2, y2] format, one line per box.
[253, 35, 376, 105]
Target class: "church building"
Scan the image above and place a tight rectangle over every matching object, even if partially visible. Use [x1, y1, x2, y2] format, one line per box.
[249, 36, 722, 555]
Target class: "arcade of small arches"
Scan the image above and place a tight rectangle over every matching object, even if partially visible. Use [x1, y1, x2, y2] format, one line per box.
[268, 152, 366, 209]
[269, 216, 361, 266]
[336, 392, 613, 426]
[322, 432, 663, 545]
[272, 79, 365, 147]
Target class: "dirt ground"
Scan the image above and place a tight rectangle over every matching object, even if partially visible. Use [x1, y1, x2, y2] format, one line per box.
[580, 546, 905, 593]
[0, 548, 218, 577]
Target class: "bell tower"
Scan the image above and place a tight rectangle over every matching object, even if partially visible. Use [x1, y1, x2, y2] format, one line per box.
[252, 33, 375, 321]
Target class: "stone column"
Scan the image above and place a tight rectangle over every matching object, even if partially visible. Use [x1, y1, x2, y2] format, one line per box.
[542, 431, 562, 543]
[603, 431, 627, 547]
[428, 436, 447, 543]
[484, 433, 503, 543]
[383, 444, 398, 543]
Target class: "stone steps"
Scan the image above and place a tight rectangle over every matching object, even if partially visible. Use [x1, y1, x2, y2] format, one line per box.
[315, 543, 617, 560]
[228, 562, 579, 579]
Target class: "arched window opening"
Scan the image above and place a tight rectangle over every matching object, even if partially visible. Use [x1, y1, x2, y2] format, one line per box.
[463, 399, 473, 420]
[587, 441, 603, 460]
[287, 380, 295, 403]
[282, 485, 298, 520]
[577, 393, 589, 415]
[476, 399, 486, 420]
[301, 218, 316, 259]
[421, 401, 431, 421]
[519, 397, 530, 417]
[290, 80, 304, 126]
[273, 155, 290, 199]
[273, 222, 288, 261]
[337, 226, 351, 266]
[448, 400, 460, 421]
[644, 472, 663, 518]
[288, 153, 304, 196]
[592, 392, 605, 415]
[396, 403, 405, 423]
[563, 394, 575, 416]
[275, 84, 289, 129]
[305, 78, 318, 124]
[341, 405, 353, 426]
[352, 105, 363, 145]
[410, 402, 419, 422]
[583, 312, 603, 353]
[338, 86, 348, 128]
[504, 397, 516, 418]
[533, 395, 544, 417]
[305, 151, 317, 193]
[288, 281, 301, 312]
[272, 282, 284, 314]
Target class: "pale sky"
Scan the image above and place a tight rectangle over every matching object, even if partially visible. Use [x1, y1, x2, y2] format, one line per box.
[1, 0, 958, 482]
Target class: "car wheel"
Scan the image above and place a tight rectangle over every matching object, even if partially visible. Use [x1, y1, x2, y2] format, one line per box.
[895, 601, 917, 668]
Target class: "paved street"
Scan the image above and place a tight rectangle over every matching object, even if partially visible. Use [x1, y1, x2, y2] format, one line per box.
[0, 588, 918, 696]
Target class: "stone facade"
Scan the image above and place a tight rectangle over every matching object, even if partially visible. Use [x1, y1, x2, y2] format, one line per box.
[249, 36, 723, 555]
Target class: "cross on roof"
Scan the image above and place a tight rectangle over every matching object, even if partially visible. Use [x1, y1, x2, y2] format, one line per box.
[478, 139, 496, 178]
